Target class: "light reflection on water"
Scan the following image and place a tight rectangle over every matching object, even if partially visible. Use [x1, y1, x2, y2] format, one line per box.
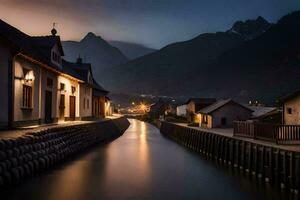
[0, 119, 296, 200]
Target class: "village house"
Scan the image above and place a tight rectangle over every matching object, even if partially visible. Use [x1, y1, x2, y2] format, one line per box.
[93, 80, 109, 119]
[280, 90, 300, 125]
[198, 99, 253, 128]
[105, 97, 113, 116]
[62, 58, 98, 121]
[249, 106, 281, 123]
[186, 98, 216, 123]
[176, 104, 187, 117]
[0, 20, 109, 128]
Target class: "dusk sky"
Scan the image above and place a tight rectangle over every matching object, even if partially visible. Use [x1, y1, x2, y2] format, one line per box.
[0, 0, 299, 48]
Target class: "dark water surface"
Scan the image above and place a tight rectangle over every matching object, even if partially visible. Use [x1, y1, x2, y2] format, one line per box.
[1, 119, 295, 200]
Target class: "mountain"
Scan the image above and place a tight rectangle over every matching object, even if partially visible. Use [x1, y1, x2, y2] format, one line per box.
[106, 16, 279, 102]
[228, 16, 273, 40]
[62, 32, 128, 87]
[109, 41, 156, 59]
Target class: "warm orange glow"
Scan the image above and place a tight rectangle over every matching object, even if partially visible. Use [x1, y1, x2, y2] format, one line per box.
[24, 70, 35, 82]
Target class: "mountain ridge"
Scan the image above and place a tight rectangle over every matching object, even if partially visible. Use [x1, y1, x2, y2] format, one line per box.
[104, 12, 300, 104]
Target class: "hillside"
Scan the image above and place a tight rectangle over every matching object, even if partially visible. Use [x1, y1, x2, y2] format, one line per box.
[106, 16, 280, 102]
[108, 41, 156, 59]
[62, 32, 128, 86]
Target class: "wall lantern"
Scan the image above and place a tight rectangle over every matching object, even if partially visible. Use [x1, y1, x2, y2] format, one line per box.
[24, 70, 35, 82]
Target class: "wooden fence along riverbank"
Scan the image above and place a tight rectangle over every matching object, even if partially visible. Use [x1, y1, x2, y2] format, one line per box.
[160, 121, 300, 193]
[234, 121, 300, 145]
[0, 117, 129, 186]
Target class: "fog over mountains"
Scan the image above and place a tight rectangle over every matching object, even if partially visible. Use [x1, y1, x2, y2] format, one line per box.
[63, 11, 300, 104]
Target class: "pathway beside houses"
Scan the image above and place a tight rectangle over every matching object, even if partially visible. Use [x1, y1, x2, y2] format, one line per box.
[174, 122, 300, 153]
[0, 119, 108, 139]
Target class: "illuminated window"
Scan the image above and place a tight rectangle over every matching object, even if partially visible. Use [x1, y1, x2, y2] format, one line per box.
[202, 115, 208, 124]
[22, 85, 32, 108]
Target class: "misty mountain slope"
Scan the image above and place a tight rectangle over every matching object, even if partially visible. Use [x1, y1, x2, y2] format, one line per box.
[106, 16, 274, 98]
[62, 32, 128, 86]
[109, 41, 156, 59]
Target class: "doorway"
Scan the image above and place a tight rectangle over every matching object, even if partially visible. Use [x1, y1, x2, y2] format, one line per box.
[45, 91, 52, 123]
[69, 96, 76, 121]
[221, 117, 227, 126]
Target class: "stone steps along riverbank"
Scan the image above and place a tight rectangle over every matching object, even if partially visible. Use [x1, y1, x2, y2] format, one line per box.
[0, 117, 129, 186]
[160, 121, 300, 193]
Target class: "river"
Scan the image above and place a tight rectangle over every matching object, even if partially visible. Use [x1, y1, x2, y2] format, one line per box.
[1, 119, 292, 200]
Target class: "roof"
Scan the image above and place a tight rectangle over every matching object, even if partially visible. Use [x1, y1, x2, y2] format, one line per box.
[0, 19, 28, 48]
[186, 98, 216, 105]
[62, 59, 92, 82]
[198, 99, 252, 114]
[93, 78, 109, 95]
[278, 89, 300, 103]
[62, 59, 84, 81]
[251, 107, 277, 118]
[0, 19, 64, 72]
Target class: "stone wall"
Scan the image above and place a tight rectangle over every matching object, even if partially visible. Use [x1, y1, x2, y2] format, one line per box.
[160, 121, 300, 192]
[0, 117, 129, 186]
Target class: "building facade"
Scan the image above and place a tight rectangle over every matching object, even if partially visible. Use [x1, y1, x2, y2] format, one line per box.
[0, 19, 109, 128]
[280, 90, 300, 125]
[198, 99, 253, 128]
[92, 80, 108, 119]
[186, 98, 216, 123]
[176, 104, 187, 117]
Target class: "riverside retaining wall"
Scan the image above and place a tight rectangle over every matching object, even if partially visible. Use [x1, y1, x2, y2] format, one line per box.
[160, 121, 300, 192]
[0, 117, 129, 186]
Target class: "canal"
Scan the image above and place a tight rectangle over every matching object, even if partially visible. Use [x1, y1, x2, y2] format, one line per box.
[1, 119, 292, 200]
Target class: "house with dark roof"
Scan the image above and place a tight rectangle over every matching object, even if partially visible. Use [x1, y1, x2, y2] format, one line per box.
[279, 89, 300, 125]
[0, 19, 109, 128]
[92, 76, 109, 119]
[185, 98, 216, 123]
[198, 99, 253, 128]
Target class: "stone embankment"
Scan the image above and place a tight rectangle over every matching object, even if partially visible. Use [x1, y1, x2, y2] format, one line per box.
[160, 121, 300, 192]
[0, 117, 129, 186]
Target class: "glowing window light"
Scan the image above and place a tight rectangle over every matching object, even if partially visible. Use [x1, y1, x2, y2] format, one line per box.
[24, 70, 35, 82]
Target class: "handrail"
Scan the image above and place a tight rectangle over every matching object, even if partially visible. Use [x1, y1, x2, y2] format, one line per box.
[234, 121, 300, 145]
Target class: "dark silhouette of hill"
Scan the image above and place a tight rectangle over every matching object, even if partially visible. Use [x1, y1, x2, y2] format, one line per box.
[108, 41, 156, 59]
[107, 15, 287, 103]
[62, 32, 128, 87]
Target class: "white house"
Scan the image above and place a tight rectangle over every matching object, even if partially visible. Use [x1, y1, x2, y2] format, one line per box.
[176, 104, 187, 117]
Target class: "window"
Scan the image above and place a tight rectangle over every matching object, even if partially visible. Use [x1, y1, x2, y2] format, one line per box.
[22, 85, 32, 108]
[83, 98, 86, 109]
[87, 99, 89, 109]
[287, 107, 293, 114]
[59, 94, 65, 108]
[60, 83, 65, 91]
[202, 115, 208, 124]
[71, 86, 76, 94]
[221, 117, 227, 126]
[47, 78, 53, 87]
